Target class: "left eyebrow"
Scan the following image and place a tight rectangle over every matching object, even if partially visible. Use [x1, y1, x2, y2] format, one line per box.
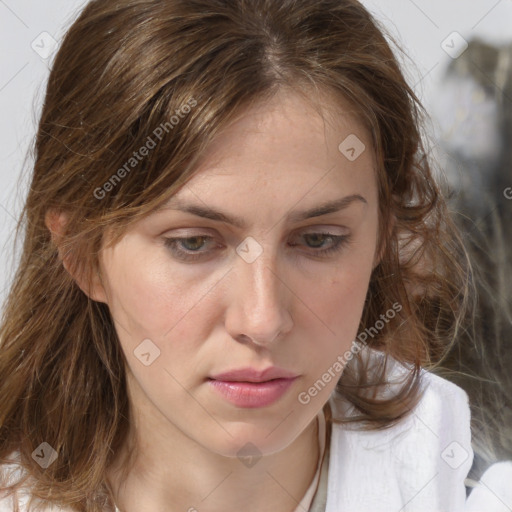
[287, 194, 367, 223]
[156, 194, 367, 229]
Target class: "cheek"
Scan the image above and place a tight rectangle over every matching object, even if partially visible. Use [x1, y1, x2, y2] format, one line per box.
[299, 238, 376, 362]
[102, 246, 230, 371]
[100, 245, 197, 342]
[312, 267, 371, 343]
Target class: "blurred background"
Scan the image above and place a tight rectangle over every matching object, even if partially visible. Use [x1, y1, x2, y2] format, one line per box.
[0, 0, 511, 482]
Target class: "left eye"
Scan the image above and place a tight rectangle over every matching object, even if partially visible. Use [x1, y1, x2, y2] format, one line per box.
[163, 232, 351, 262]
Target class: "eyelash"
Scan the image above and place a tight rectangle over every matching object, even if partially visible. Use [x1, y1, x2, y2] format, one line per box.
[163, 232, 352, 262]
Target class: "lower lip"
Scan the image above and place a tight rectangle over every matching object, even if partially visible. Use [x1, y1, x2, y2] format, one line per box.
[208, 377, 298, 408]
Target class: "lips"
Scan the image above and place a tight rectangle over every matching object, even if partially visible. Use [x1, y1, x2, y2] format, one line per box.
[207, 366, 299, 408]
[209, 366, 299, 383]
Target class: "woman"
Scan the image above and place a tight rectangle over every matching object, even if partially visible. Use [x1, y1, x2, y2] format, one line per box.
[0, 1, 474, 510]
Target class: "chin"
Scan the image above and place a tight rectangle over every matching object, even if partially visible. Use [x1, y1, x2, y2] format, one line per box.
[203, 416, 307, 459]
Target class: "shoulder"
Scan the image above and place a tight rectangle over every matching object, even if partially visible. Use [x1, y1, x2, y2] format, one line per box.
[331, 345, 472, 434]
[326, 348, 473, 511]
[0, 451, 25, 511]
[465, 461, 512, 511]
[0, 451, 68, 512]
[411, 365, 472, 442]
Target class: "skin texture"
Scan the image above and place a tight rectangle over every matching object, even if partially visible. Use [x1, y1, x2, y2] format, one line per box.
[46, 89, 380, 512]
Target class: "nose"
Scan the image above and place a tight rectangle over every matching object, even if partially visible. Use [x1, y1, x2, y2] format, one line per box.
[224, 246, 294, 347]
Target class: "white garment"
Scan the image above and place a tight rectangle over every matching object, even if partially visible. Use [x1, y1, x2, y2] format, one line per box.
[0, 348, 474, 512]
[465, 461, 512, 511]
[324, 352, 474, 511]
[291, 406, 327, 512]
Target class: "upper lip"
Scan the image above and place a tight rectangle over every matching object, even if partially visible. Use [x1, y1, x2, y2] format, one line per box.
[209, 366, 299, 382]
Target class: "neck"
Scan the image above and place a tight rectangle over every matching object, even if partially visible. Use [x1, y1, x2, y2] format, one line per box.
[107, 419, 320, 512]
[106, 374, 325, 512]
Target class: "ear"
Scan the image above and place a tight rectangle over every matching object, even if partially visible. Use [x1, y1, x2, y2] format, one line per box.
[45, 209, 108, 304]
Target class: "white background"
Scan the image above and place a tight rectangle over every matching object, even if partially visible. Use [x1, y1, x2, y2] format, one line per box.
[1, 0, 511, 309]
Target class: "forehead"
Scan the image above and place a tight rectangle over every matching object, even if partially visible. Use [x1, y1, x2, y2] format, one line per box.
[168, 89, 376, 201]
[141, 89, 379, 242]
[199, 88, 371, 164]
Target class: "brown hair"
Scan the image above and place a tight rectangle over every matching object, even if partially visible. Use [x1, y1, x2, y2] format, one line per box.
[0, 0, 472, 510]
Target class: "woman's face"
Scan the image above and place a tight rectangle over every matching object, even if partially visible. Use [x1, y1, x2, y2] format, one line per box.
[93, 90, 380, 458]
